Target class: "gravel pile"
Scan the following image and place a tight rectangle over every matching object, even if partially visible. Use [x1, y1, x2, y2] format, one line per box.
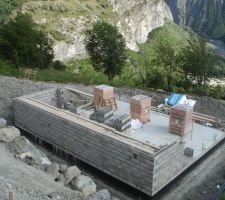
[0, 76, 50, 123]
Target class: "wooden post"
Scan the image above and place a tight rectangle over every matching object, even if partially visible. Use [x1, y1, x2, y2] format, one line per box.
[9, 192, 13, 200]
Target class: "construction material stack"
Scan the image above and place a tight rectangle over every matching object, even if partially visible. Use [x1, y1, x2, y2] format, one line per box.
[90, 107, 113, 123]
[93, 85, 117, 110]
[105, 114, 131, 132]
[130, 95, 151, 123]
[169, 104, 193, 136]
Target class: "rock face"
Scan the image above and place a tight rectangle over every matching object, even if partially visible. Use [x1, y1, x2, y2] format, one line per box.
[165, 0, 225, 40]
[29, 0, 172, 60]
[53, 16, 98, 61]
[109, 0, 173, 51]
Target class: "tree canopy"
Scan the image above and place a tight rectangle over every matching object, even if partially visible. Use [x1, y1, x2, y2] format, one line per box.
[0, 13, 54, 69]
[181, 34, 215, 94]
[85, 21, 127, 81]
[152, 40, 181, 91]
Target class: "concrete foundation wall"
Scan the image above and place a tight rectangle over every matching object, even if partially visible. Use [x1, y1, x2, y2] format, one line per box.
[14, 98, 155, 195]
[13, 90, 185, 196]
[152, 141, 184, 193]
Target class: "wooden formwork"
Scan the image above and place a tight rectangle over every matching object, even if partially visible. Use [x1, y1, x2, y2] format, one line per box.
[13, 88, 190, 196]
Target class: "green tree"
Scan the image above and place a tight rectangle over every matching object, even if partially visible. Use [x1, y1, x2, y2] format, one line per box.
[153, 40, 181, 91]
[128, 49, 165, 89]
[181, 34, 215, 94]
[0, 13, 54, 69]
[85, 21, 127, 81]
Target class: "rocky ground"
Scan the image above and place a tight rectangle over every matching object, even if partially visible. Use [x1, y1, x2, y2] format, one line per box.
[0, 75, 225, 200]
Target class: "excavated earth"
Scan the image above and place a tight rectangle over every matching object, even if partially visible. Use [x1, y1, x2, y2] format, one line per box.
[0, 75, 225, 200]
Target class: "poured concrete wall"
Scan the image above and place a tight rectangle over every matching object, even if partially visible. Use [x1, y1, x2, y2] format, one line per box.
[13, 89, 185, 196]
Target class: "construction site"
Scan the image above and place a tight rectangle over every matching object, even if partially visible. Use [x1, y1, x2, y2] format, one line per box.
[13, 84, 225, 197]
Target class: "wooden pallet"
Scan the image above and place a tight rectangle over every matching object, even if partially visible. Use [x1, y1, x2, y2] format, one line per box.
[103, 97, 117, 110]
[152, 106, 217, 124]
[82, 102, 94, 110]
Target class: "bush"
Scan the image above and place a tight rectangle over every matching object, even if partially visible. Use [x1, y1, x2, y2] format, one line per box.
[51, 60, 66, 71]
[208, 85, 225, 99]
[0, 13, 54, 69]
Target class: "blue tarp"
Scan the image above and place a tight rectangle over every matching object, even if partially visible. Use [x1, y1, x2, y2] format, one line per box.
[166, 93, 184, 106]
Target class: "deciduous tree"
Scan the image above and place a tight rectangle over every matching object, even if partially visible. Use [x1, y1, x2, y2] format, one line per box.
[85, 21, 127, 81]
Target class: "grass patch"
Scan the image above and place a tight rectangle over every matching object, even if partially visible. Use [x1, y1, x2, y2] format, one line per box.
[0, 61, 135, 88]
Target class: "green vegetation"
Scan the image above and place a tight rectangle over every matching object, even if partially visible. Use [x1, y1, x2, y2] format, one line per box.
[0, 14, 224, 100]
[181, 34, 216, 94]
[85, 21, 127, 81]
[0, 0, 24, 25]
[0, 13, 54, 68]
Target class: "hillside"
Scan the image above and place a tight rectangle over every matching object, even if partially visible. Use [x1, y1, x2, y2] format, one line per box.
[1, 0, 172, 60]
[165, 0, 225, 40]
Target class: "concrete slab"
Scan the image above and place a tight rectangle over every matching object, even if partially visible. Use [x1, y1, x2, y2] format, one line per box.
[77, 98, 225, 159]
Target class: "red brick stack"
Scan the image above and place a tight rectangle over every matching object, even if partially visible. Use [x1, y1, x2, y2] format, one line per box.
[93, 85, 114, 107]
[130, 95, 151, 123]
[169, 104, 193, 136]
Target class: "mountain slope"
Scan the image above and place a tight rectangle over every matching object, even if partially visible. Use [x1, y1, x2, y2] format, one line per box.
[165, 0, 225, 40]
[17, 0, 172, 60]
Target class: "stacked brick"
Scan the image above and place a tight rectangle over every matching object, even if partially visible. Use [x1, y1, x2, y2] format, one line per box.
[169, 104, 193, 136]
[130, 95, 151, 123]
[93, 85, 114, 107]
[90, 107, 113, 123]
[104, 114, 131, 132]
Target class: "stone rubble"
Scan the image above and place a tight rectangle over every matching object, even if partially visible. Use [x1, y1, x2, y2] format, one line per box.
[0, 126, 20, 142]
[71, 175, 97, 197]
[0, 119, 118, 200]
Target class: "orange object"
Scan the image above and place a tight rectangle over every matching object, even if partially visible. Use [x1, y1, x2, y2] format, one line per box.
[93, 85, 114, 107]
[169, 104, 193, 136]
[130, 95, 151, 123]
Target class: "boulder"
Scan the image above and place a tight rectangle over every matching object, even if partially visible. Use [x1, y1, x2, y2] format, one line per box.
[0, 118, 7, 127]
[45, 162, 59, 178]
[0, 126, 20, 142]
[71, 175, 96, 197]
[59, 164, 68, 173]
[86, 189, 111, 200]
[64, 166, 81, 185]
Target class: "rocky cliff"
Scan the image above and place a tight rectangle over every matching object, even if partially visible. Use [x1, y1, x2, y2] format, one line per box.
[109, 0, 172, 51]
[21, 0, 172, 60]
[166, 0, 225, 40]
